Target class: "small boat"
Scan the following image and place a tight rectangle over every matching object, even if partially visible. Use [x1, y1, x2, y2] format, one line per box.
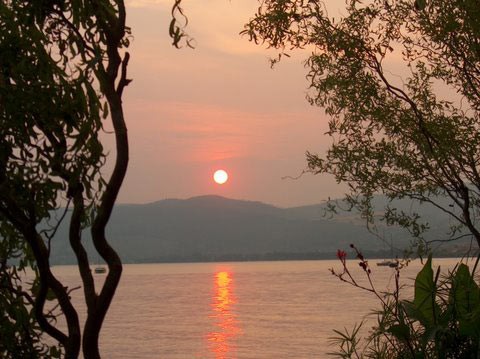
[94, 266, 107, 274]
[377, 235, 398, 268]
[376, 260, 398, 268]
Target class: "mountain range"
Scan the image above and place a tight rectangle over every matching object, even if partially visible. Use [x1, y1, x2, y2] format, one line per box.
[49, 195, 471, 264]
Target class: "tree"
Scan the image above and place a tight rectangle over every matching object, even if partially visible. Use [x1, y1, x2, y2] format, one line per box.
[0, 1, 131, 358]
[0, 1, 191, 357]
[243, 0, 480, 253]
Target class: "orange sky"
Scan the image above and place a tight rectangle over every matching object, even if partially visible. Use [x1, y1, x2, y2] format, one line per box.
[108, 0, 345, 207]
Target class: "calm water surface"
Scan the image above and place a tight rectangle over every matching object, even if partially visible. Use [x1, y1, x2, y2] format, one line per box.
[52, 258, 464, 358]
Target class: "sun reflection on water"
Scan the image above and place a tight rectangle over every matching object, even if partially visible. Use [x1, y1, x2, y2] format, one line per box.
[207, 270, 242, 358]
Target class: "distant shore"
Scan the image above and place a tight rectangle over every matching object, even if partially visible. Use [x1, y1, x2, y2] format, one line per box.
[51, 248, 476, 266]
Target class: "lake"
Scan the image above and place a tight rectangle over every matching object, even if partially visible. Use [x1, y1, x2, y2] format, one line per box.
[52, 258, 464, 358]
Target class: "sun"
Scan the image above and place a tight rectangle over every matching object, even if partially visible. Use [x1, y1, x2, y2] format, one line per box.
[213, 169, 228, 185]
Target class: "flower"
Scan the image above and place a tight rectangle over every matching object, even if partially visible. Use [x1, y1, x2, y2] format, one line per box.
[336, 249, 347, 261]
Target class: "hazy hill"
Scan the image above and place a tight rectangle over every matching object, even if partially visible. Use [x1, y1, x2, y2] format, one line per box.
[49, 195, 468, 264]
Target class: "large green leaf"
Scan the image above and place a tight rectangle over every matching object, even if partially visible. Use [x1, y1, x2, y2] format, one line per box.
[452, 264, 479, 314]
[413, 256, 438, 328]
[451, 263, 480, 335]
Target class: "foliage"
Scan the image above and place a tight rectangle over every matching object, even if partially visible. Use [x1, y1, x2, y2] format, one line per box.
[0, 1, 132, 357]
[329, 251, 480, 358]
[243, 0, 480, 253]
[0, 0, 194, 356]
[243, 1, 480, 357]
[0, 262, 61, 359]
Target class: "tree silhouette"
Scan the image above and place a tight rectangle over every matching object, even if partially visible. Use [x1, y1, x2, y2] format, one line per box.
[0, 1, 195, 356]
[244, 0, 480, 253]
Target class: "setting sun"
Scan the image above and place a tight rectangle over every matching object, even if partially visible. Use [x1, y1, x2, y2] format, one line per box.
[213, 169, 229, 185]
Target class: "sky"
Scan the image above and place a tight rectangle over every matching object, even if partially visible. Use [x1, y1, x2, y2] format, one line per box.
[108, 0, 346, 208]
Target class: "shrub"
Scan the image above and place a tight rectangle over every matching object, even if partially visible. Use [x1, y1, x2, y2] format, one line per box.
[330, 250, 480, 358]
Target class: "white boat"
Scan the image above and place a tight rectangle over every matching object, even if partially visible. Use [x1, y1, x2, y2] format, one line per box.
[376, 260, 398, 268]
[377, 235, 398, 268]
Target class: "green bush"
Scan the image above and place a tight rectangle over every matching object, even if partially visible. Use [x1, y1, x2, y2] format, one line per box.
[330, 254, 480, 358]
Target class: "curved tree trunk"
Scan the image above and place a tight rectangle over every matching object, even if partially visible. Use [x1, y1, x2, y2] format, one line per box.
[81, 4, 130, 356]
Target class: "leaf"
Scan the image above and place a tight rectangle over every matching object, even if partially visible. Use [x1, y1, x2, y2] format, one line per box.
[451, 263, 480, 335]
[102, 101, 109, 119]
[50, 346, 61, 358]
[46, 288, 56, 301]
[413, 255, 438, 328]
[387, 323, 411, 342]
[453, 264, 479, 313]
[415, 0, 427, 10]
